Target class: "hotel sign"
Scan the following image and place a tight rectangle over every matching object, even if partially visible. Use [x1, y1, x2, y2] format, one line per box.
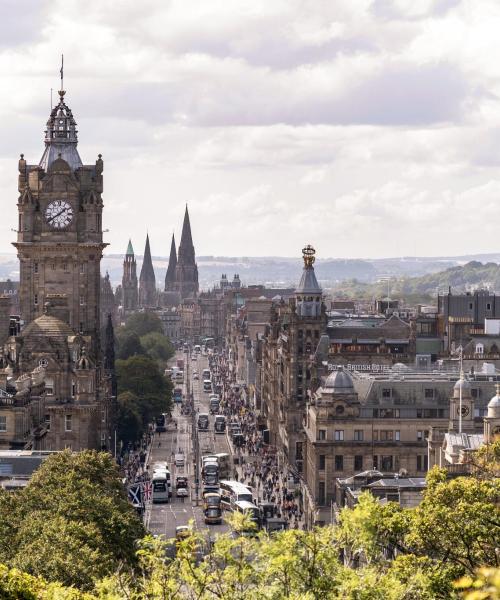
[328, 363, 391, 373]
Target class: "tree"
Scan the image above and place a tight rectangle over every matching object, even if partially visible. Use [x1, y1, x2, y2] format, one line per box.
[140, 331, 175, 367]
[115, 329, 144, 360]
[1, 450, 144, 590]
[125, 312, 164, 338]
[116, 391, 144, 444]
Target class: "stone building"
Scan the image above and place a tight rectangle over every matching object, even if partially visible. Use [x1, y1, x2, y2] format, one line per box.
[0, 84, 111, 452]
[122, 240, 138, 314]
[173, 206, 199, 300]
[260, 246, 327, 469]
[139, 234, 157, 308]
[100, 271, 117, 329]
[302, 366, 496, 525]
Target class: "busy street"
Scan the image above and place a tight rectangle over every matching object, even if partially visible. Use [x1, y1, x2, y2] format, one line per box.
[125, 343, 306, 550]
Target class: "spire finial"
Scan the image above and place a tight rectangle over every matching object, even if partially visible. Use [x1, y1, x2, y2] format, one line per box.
[302, 244, 316, 268]
[60, 53, 64, 92]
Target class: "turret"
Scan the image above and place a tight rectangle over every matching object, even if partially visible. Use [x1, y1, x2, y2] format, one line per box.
[139, 234, 156, 308]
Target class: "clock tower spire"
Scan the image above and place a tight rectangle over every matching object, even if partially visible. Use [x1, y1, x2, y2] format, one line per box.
[14, 79, 107, 353]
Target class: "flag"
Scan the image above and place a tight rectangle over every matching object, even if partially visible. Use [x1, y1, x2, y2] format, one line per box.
[128, 483, 142, 507]
[143, 481, 152, 503]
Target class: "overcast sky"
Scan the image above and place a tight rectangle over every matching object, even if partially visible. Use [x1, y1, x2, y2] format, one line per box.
[0, 0, 499, 260]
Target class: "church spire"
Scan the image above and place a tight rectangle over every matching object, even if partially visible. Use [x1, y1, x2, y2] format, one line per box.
[139, 234, 156, 308]
[39, 64, 82, 172]
[165, 233, 177, 292]
[126, 239, 134, 256]
[179, 205, 194, 255]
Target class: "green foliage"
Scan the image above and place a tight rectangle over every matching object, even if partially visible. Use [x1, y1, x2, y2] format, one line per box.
[0, 450, 143, 591]
[115, 329, 144, 360]
[456, 567, 500, 599]
[116, 391, 144, 445]
[116, 355, 172, 443]
[140, 331, 175, 367]
[125, 312, 164, 338]
[331, 260, 500, 304]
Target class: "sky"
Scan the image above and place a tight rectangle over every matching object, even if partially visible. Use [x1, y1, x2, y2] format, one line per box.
[0, 0, 499, 260]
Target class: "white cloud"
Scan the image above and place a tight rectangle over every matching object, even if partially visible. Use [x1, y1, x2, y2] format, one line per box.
[0, 0, 498, 261]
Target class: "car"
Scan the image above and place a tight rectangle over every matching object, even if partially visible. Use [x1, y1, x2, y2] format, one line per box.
[176, 525, 191, 542]
[177, 486, 189, 497]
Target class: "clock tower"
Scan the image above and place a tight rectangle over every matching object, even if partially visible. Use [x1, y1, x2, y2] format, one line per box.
[14, 88, 106, 351]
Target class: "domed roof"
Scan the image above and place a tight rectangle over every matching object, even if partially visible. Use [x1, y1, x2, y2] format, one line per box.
[488, 385, 500, 411]
[454, 377, 471, 391]
[324, 369, 354, 393]
[21, 314, 75, 339]
[392, 362, 410, 372]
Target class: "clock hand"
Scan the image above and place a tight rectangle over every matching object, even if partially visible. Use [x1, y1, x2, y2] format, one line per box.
[48, 208, 67, 222]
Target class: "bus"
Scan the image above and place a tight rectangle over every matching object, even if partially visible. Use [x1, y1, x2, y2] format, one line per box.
[152, 472, 170, 503]
[234, 500, 260, 524]
[197, 413, 209, 431]
[214, 415, 226, 433]
[219, 480, 253, 510]
[155, 414, 166, 433]
[152, 464, 172, 498]
[203, 493, 222, 524]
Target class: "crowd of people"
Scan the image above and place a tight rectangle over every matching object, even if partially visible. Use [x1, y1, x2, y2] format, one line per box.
[209, 350, 305, 530]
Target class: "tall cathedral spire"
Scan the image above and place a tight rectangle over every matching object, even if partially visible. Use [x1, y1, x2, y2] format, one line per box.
[173, 205, 199, 299]
[122, 239, 138, 312]
[139, 234, 157, 308]
[165, 233, 177, 292]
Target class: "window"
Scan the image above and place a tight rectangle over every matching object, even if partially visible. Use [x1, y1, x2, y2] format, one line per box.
[45, 378, 54, 396]
[354, 455, 363, 471]
[318, 429, 326, 441]
[34, 262, 38, 274]
[44, 414, 51, 431]
[395, 430, 400, 441]
[335, 455, 344, 471]
[354, 430, 364, 441]
[487, 303, 491, 311]
[0, 416, 6, 432]
[475, 343, 484, 355]
[65, 414, 72, 432]
[381, 455, 393, 470]
[382, 388, 392, 398]
[318, 482, 326, 505]
[52, 263, 56, 270]
[380, 430, 393, 441]
[469, 302, 473, 310]
[417, 430, 423, 441]
[71, 381, 76, 397]
[373, 430, 379, 441]
[373, 455, 378, 469]
[79, 296, 85, 306]
[319, 455, 326, 470]
[417, 455, 428, 471]
[373, 408, 400, 418]
[424, 388, 434, 399]
[34, 294, 38, 306]
[334, 430, 344, 441]
[63, 263, 68, 271]
[80, 263, 86, 274]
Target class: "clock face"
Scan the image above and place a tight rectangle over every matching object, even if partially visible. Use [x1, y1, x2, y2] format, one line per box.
[457, 405, 470, 417]
[45, 200, 73, 229]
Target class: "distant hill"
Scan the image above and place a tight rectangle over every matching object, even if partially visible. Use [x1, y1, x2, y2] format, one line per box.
[331, 261, 500, 304]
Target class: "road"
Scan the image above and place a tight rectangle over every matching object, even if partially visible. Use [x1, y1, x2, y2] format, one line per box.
[144, 350, 232, 542]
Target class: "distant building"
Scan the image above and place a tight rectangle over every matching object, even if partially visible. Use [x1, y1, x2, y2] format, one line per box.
[173, 206, 199, 300]
[139, 234, 157, 308]
[122, 240, 138, 314]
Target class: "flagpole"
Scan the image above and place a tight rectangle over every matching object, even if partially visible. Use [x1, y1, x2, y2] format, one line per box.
[459, 347, 463, 434]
